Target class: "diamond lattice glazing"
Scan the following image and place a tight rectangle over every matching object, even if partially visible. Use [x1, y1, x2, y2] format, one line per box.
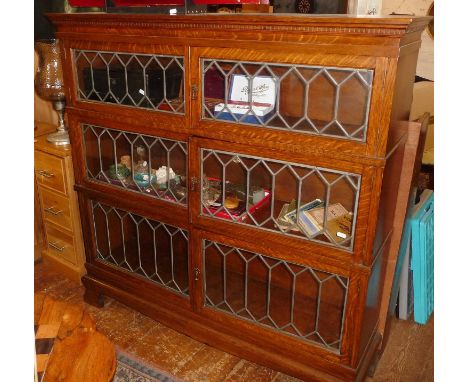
[74, 50, 185, 114]
[83, 124, 188, 205]
[92, 201, 189, 296]
[202, 59, 373, 141]
[201, 148, 361, 250]
[203, 239, 349, 351]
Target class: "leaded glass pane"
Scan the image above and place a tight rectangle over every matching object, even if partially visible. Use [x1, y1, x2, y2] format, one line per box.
[202, 59, 373, 141]
[74, 50, 185, 114]
[203, 239, 348, 352]
[92, 201, 189, 297]
[201, 148, 360, 250]
[83, 124, 187, 205]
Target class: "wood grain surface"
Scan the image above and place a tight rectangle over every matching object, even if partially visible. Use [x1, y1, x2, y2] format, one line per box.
[44, 331, 116, 382]
[46, 13, 431, 381]
[35, 261, 434, 382]
[34, 293, 115, 382]
[35, 134, 86, 283]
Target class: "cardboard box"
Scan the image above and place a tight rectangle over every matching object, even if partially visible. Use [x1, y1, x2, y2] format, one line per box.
[214, 74, 276, 124]
[410, 81, 434, 165]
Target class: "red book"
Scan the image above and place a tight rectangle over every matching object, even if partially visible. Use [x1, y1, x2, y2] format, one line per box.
[68, 0, 105, 6]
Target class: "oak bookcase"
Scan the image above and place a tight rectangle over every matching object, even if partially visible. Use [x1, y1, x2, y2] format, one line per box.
[49, 13, 430, 381]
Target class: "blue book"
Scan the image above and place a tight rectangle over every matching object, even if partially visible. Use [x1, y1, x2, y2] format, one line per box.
[298, 210, 322, 236]
[284, 199, 323, 225]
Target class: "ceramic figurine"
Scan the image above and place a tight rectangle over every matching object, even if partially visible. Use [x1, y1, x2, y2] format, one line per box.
[155, 166, 177, 185]
[120, 155, 131, 169]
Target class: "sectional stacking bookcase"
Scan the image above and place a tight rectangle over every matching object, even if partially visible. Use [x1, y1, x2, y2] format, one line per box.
[49, 12, 430, 381]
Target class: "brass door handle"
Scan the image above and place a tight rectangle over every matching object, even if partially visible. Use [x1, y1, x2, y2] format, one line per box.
[48, 241, 65, 252]
[44, 206, 63, 216]
[38, 170, 55, 178]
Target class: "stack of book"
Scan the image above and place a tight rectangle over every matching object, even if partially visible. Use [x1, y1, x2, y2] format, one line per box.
[276, 199, 297, 231]
[276, 199, 322, 232]
[276, 199, 352, 243]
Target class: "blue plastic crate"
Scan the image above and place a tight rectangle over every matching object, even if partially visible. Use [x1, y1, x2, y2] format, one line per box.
[410, 190, 434, 324]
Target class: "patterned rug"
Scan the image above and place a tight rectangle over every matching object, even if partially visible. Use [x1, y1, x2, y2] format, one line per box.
[114, 350, 180, 382]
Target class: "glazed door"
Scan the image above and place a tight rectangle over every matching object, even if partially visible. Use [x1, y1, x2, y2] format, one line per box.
[67, 110, 190, 223]
[61, 39, 190, 135]
[189, 137, 375, 263]
[78, 193, 193, 310]
[190, 228, 358, 366]
[189, 47, 385, 158]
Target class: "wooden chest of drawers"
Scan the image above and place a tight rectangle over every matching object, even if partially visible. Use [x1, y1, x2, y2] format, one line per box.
[34, 134, 85, 282]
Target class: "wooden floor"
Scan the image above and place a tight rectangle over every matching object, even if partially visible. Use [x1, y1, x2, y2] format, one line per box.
[34, 261, 433, 381]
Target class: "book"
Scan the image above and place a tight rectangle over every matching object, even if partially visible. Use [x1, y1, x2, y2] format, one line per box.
[296, 202, 351, 240]
[299, 210, 353, 243]
[276, 200, 299, 231]
[326, 213, 353, 243]
[284, 199, 323, 225]
[305, 203, 349, 228]
[298, 209, 321, 237]
[214, 103, 274, 117]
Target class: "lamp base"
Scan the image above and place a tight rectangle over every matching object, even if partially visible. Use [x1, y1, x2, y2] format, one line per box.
[47, 129, 70, 146]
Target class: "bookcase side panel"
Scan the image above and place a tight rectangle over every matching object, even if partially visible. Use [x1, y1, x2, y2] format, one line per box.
[383, 42, 422, 156]
[365, 137, 407, 265]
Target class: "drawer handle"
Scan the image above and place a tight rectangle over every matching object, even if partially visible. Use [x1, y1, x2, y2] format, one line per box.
[38, 170, 55, 178]
[44, 206, 63, 216]
[48, 241, 65, 252]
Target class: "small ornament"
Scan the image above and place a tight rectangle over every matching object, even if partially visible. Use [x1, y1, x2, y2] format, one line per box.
[108, 164, 131, 180]
[120, 155, 131, 169]
[155, 166, 177, 185]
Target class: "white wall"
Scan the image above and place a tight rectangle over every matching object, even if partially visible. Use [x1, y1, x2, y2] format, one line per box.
[382, 0, 434, 80]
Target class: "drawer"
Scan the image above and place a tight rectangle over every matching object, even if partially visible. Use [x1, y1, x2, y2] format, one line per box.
[35, 150, 67, 195]
[44, 224, 76, 265]
[39, 188, 72, 231]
